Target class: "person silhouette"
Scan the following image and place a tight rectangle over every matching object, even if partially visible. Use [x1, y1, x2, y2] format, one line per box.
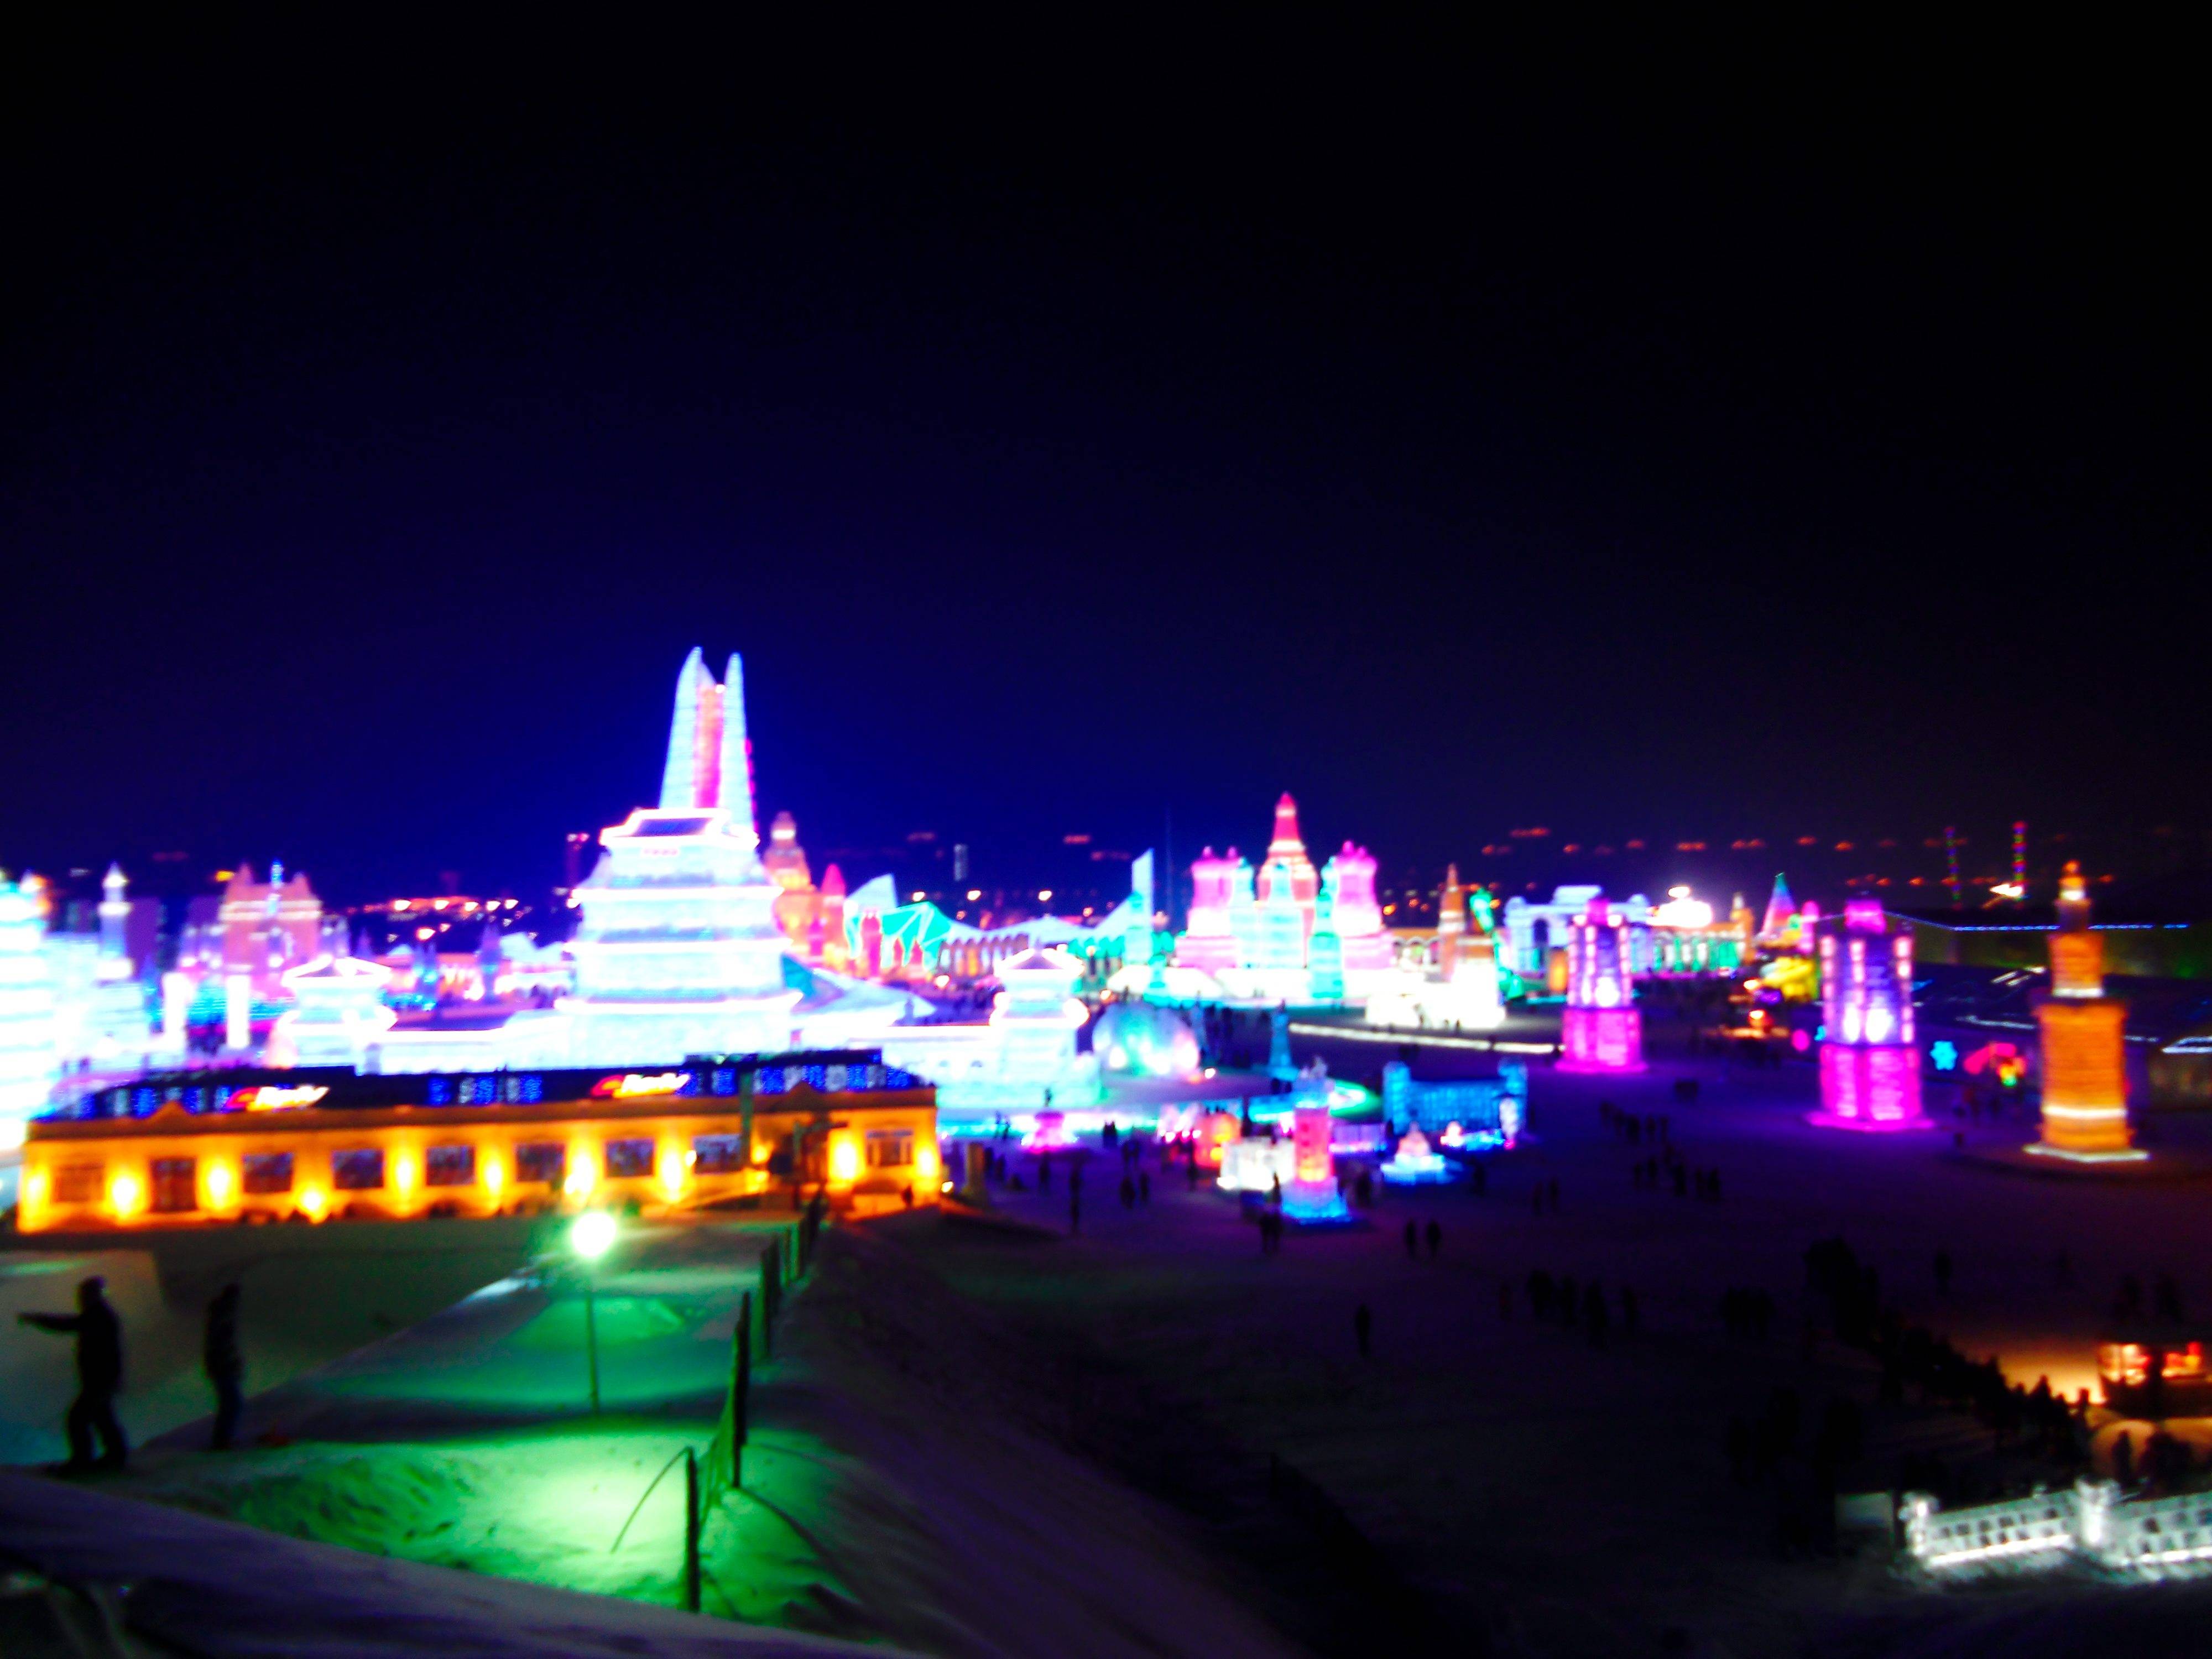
[205, 1284, 244, 1450]
[19, 1276, 127, 1470]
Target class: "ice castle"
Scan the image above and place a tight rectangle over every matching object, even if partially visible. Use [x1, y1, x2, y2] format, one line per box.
[370, 649, 802, 1071]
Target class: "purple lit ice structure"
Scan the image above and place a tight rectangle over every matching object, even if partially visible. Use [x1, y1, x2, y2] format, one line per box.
[1558, 899, 1644, 1073]
[1022, 1109, 1077, 1151]
[1808, 898, 1930, 1131]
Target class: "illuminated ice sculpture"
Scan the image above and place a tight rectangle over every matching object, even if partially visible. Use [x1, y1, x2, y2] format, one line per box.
[1326, 843, 1394, 975]
[0, 877, 60, 1158]
[268, 949, 395, 1070]
[1503, 885, 1651, 983]
[1279, 1100, 1351, 1222]
[2029, 862, 2144, 1162]
[559, 649, 799, 1064]
[1092, 998, 1200, 1078]
[927, 945, 1104, 1111]
[1558, 899, 1645, 1073]
[1175, 848, 1249, 975]
[1379, 1125, 1451, 1185]
[367, 648, 799, 1072]
[1173, 799, 1393, 1000]
[1808, 898, 1930, 1131]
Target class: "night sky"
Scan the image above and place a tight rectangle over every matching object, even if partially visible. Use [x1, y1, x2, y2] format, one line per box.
[2, 19, 2201, 908]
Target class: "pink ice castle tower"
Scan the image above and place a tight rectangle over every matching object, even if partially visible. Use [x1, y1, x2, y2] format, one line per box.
[1326, 842, 1394, 972]
[1558, 898, 1645, 1073]
[1808, 897, 1929, 1131]
[1175, 848, 1244, 973]
[1254, 793, 1320, 940]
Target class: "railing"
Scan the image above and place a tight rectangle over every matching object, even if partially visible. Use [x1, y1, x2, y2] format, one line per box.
[1901, 1487, 2079, 1572]
[1902, 1481, 2212, 1580]
[2092, 1487, 2212, 1577]
[608, 1202, 825, 1614]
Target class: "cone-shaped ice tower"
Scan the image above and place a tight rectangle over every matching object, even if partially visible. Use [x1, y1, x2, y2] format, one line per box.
[2030, 861, 2143, 1161]
[656, 648, 760, 855]
[563, 649, 794, 1063]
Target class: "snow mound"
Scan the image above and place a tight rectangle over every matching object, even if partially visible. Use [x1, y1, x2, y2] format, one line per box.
[0, 1466, 904, 1658]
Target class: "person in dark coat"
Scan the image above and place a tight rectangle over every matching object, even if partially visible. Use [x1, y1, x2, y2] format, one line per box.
[205, 1284, 244, 1451]
[19, 1275, 127, 1470]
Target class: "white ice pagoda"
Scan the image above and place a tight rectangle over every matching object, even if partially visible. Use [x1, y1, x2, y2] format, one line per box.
[559, 649, 800, 1064]
[368, 649, 801, 1072]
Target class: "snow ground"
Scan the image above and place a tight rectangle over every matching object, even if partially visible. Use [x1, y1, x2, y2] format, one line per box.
[94, 1215, 1303, 1659]
[0, 1464, 898, 1658]
[1, 1215, 553, 1463]
[899, 1010, 2212, 1656]
[14, 1007, 2212, 1657]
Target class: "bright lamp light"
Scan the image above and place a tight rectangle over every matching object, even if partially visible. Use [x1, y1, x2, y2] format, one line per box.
[572, 1210, 617, 1260]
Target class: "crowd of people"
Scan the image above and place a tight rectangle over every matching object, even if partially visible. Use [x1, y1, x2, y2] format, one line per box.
[1803, 1235, 2107, 1498]
[1513, 1267, 1638, 1345]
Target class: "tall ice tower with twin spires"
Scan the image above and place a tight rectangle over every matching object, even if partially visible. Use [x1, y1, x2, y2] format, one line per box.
[559, 649, 799, 1065]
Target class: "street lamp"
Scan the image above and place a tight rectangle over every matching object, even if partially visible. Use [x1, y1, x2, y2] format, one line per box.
[572, 1209, 617, 1412]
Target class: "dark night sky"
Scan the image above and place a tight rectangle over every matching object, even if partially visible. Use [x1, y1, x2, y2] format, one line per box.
[1, 18, 2202, 907]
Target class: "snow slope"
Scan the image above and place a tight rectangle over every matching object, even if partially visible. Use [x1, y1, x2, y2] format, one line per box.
[0, 1466, 900, 1658]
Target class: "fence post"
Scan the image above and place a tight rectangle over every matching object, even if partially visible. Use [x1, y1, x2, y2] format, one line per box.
[684, 1448, 701, 1613]
[761, 1243, 780, 1358]
[733, 1290, 751, 1486]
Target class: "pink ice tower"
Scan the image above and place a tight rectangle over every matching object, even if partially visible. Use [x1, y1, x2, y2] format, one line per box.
[1808, 897, 1930, 1131]
[1327, 842, 1395, 973]
[1175, 848, 1243, 973]
[1558, 898, 1645, 1073]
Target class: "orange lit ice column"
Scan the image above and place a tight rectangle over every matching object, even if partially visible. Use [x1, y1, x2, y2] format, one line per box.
[763, 811, 820, 947]
[1279, 1099, 1350, 1222]
[1173, 848, 1244, 973]
[1558, 899, 1644, 1073]
[1437, 864, 1466, 974]
[1809, 898, 1928, 1131]
[2032, 861, 2142, 1161]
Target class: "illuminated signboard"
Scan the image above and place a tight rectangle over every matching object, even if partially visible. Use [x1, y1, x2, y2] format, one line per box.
[226, 1084, 330, 1112]
[590, 1071, 695, 1099]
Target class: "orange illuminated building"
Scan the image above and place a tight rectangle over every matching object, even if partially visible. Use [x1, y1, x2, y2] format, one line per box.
[17, 1054, 938, 1232]
[2031, 861, 2143, 1162]
[2098, 1334, 2211, 1416]
[761, 811, 820, 946]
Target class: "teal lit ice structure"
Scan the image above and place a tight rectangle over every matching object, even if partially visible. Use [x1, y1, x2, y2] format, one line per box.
[1092, 999, 1200, 1078]
[1382, 1060, 1525, 1148]
[1307, 868, 1347, 1003]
